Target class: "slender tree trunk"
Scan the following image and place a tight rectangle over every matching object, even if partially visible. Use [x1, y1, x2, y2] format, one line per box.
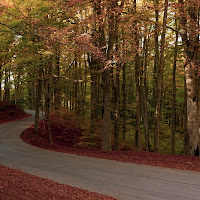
[44, 78, 53, 144]
[171, 24, 178, 154]
[34, 68, 43, 134]
[151, 0, 160, 129]
[184, 76, 188, 154]
[122, 64, 126, 141]
[54, 50, 61, 111]
[197, 77, 200, 149]
[90, 57, 98, 135]
[134, 0, 141, 148]
[112, 68, 120, 150]
[135, 51, 141, 148]
[4, 68, 10, 102]
[0, 64, 2, 102]
[154, 0, 168, 152]
[113, 9, 121, 150]
[74, 53, 79, 119]
[143, 36, 150, 151]
[102, 68, 112, 151]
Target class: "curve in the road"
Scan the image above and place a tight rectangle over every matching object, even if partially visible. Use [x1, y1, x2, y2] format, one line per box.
[1, 110, 200, 200]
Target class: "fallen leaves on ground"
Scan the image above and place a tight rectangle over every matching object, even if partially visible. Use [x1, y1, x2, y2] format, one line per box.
[0, 165, 116, 200]
[0, 102, 31, 124]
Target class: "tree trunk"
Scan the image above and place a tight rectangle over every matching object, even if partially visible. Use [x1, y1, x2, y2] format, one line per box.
[122, 64, 126, 141]
[4, 68, 10, 102]
[44, 78, 53, 144]
[0, 64, 2, 102]
[54, 50, 61, 111]
[151, 0, 160, 129]
[179, 0, 199, 155]
[171, 25, 178, 154]
[184, 76, 189, 154]
[97, 0, 113, 152]
[185, 63, 198, 155]
[112, 68, 120, 150]
[74, 54, 79, 120]
[89, 57, 98, 135]
[197, 77, 200, 150]
[34, 68, 43, 134]
[135, 51, 141, 148]
[154, 0, 168, 152]
[102, 68, 112, 151]
[134, 0, 141, 148]
[143, 36, 150, 151]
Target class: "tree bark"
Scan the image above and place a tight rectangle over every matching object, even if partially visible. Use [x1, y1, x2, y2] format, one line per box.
[0, 63, 2, 102]
[34, 68, 43, 134]
[102, 69, 112, 151]
[4, 68, 10, 102]
[54, 50, 61, 111]
[122, 64, 126, 142]
[151, 0, 160, 129]
[171, 24, 178, 154]
[99, 0, 114, 151]
[179, 0, 199, 155]
[44, 76, 53, 144]
[154, 0, 168, 152]
[134, 0, 142, 148]
[143, 36, 150, 151]
[184, 76, 189, 154]
[89, 57, 98, 135]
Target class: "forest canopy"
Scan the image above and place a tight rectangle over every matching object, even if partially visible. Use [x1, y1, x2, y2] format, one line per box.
[0, 0, 199, 155]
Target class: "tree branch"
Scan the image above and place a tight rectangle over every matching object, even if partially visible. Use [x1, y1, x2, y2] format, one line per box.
[0, 22, 25, 35]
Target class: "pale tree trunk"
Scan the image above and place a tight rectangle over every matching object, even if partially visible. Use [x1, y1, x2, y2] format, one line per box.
[154, 0, 168, 152]
[171, 25, 178, 154]
[179, 0, 199, 155]
[185, 63, 198, 155]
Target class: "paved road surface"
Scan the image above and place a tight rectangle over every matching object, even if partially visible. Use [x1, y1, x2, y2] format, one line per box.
[0, 111, 200, 200]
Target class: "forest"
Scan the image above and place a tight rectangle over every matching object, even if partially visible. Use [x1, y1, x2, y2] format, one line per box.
[0, 0, 199, 156]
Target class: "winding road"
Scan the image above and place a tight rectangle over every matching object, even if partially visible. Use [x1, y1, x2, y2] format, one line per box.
[1, 111, 200, 200]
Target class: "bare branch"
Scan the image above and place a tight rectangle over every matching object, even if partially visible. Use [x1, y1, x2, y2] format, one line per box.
[0, 22, 24, 35]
